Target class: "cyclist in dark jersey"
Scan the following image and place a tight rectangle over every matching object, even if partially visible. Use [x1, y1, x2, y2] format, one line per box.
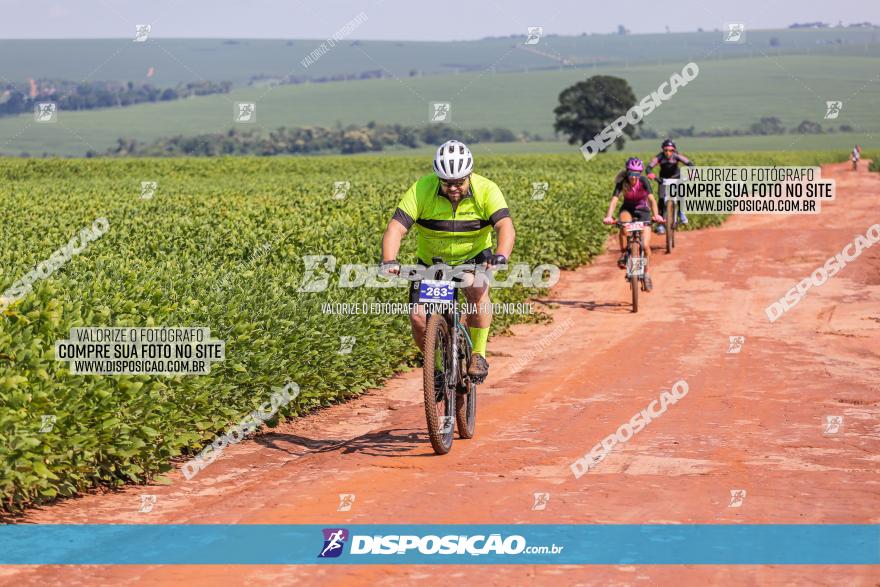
[646, 139, 695, 234]
[603, 157, 664, 291]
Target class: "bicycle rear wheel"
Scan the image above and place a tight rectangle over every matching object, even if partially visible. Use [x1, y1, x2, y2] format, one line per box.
[423, 313, 455, 454]
[629, 240, 640, 313]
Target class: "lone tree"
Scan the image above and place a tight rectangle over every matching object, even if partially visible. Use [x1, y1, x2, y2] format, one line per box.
[553, 75, 639, 153]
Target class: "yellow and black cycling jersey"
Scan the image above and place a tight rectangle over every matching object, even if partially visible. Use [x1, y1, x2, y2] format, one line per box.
[392, 172, 510, 265]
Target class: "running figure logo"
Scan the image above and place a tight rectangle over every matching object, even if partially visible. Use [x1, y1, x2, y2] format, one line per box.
[430, 102, 451, 123]
[35, 102, 57, 123]
[139, 494, 157, 513]
[727, 336, 745, 354]
[134, 24, 151, 42]
[824, 101, 843, 120]
[39, 415, 57, 433]
[724, 24, 745, 43]
[823, 415, 843, 435]
[525, 27, 543, 45]
[531, 181, 549, 201]
[728, 489, 746, 508]
[337, 493, 355, 512]
[235, 102, 256, 123]
[332, 181, 350, 200]
[337, 336, 356, 355]
[318, 528, 349, 558]
[141, 181, 158, 200]
[532, 492, 550, 510]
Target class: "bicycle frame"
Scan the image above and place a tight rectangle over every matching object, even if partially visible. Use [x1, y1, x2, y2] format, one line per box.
[423, 270, 474, 391]
[617, 221, 648, 275]
[433, 303, 468, 391]
[661, 178, 680, 228]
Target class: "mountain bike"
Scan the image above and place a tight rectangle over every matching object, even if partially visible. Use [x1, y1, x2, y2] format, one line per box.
[420, 257, 478, 455]
[661, 178, 680, 254]
[617, 221, 650, 313]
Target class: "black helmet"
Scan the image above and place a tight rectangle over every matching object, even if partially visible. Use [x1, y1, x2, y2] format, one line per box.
[661, 138, 676, 150]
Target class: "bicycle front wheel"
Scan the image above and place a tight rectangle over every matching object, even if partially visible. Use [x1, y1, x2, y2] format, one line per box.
[665, 199, 674, 254]
[423, 313, 455, 454]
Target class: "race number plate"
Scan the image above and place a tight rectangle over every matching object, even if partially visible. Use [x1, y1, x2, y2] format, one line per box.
[625, 221, 647, 232]
[627, 256, 647, 277]
[418, 280, 455, 304]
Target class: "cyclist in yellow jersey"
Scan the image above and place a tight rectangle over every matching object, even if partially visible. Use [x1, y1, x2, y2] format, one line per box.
[380, 140, 515, 381]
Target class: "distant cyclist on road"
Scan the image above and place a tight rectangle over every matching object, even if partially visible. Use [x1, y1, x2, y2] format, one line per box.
[646, 139, 695, 234]
[603, 157, 664, 291]
[852, 144, 861, 170]
[379, 140, 515, 382]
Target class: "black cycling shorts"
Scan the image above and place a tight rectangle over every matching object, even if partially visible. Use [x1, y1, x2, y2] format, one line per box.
[407, 248, 492, 305]
[619, 206, 651, 223]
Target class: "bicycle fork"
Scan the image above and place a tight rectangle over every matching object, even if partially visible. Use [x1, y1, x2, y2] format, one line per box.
[449, 315, 459, 389]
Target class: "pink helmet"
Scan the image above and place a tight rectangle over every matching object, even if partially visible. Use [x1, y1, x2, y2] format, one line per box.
[625, 157, 644, 173]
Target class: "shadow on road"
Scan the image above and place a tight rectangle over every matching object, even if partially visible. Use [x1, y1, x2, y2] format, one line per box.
[546, 299, 632, 313]
[255, 427, 435, 457]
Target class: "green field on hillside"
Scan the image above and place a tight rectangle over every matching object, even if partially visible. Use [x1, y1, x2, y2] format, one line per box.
[2, 54, 878, 156]
[1, 28, 877, 85]
[388, 134, 872, 158]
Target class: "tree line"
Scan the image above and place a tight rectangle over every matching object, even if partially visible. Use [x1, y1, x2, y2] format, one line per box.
[101, 123, 542, 157]
[0, 80, 232, 117]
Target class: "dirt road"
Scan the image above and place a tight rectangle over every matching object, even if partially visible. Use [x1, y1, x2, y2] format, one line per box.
[3, 162, 879, 586]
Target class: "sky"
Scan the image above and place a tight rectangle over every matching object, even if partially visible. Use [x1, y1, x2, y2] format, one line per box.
[2, 0, 878, 40]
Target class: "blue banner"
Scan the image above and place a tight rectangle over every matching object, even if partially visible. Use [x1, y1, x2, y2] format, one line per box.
[1, 525, 877, 565]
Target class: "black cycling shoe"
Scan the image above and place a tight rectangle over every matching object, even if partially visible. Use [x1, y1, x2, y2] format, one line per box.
[643, 274, 653, 292]
[617, 254, 627, 269]
[468, 353, 489, 383]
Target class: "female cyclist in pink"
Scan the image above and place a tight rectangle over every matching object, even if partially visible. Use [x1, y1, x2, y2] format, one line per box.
[603, 157, 665, 291]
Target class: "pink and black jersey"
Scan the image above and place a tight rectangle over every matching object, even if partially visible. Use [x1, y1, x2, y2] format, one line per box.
[647, 152, 695, 179]
[613, 173, 653, 210]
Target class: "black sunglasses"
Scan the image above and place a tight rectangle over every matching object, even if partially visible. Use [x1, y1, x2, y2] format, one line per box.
[440, 178, 467, 187]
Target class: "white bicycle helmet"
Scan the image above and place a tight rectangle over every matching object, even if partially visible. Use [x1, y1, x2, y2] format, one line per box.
[433, 140, 473, 180]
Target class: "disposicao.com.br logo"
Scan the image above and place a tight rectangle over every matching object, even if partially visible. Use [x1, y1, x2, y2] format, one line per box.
[318, 528, 563, 558]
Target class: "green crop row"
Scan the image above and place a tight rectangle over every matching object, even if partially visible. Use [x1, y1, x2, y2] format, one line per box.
[0, 151, 841, 513]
